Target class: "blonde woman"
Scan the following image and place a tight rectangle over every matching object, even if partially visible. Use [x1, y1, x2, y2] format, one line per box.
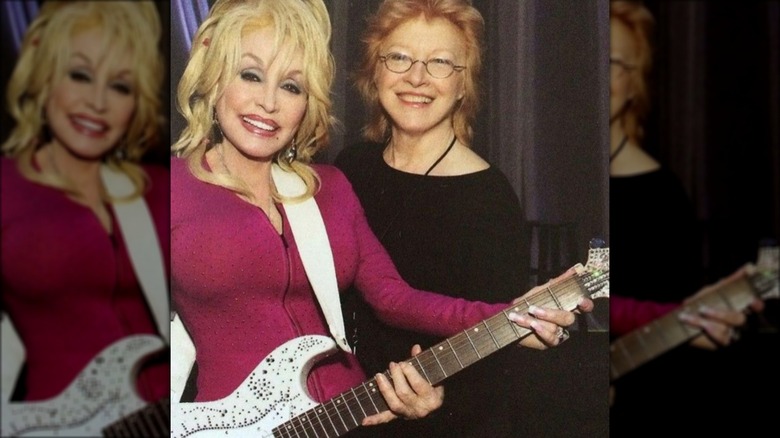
[170, 0, 590, 434]
[1, 1, 169, 435]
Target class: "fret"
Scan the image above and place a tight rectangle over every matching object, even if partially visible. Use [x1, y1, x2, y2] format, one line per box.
[274, 422, 291, 438]
[330, 396, 350, 434]
[445, 338, 464, 369]
[132, 415, 150, 437]
[409, 347, 444, 384]
[463, 328, 482, 359]
[487, 314, 521, 349]
[102, 397, 170, 437]
[349, 387, 369, 424]
[312, 404, 332, 436]
[293, 414, 310, 438]
[429, 345, 446, 378]
[360, 380, 380, 415]
[546, 285, 563, 309]
[504, 307, 524, 339]
[412, 355, 433, 384]
[307, 406, 328, 438]
[338, 393, 359, 428]
[448, 333, 480, 367]
[483, 320, 500, 349]
[471, 325, 499, 358]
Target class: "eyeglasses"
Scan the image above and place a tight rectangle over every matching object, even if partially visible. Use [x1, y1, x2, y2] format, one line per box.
[379, 52, 466, 79]
[610, 57, 637, 73]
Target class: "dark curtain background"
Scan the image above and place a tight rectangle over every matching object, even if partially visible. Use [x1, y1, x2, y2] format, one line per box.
[644, 0, 779, 280]
[642, 0, 780, 427]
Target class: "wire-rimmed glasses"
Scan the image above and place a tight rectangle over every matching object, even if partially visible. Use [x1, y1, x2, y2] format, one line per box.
[379, 52, 466, 79]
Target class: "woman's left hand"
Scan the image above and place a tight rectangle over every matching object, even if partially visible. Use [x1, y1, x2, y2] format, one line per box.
[508, 269, 595, 349]
[362, 344, 445, 426]
[679, 265, 765, 350]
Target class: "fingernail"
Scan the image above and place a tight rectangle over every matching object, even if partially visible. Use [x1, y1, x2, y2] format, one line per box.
[529, 305, 546, 317]
[678, 312, 693, 322]
[512, 314, 529, 325]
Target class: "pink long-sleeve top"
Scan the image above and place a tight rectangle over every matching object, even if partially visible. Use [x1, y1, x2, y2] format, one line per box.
[0, 157, 170, 402]
[610, 295, 679, 337]
[170, 158, 509, 403]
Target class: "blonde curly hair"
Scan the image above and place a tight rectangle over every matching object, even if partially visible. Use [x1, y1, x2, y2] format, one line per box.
[172, 0, 336, 202]
[2, 1, 165, 200]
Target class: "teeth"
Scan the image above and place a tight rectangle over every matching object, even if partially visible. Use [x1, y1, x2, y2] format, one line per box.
[72, 117, 105, 132]
[400, 94, 432, 104]
[243, 117, 275, 131]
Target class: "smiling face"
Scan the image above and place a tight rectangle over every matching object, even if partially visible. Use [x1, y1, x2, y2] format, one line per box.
[375, 16, 466, 139]
[44, 27, 136, 161]
[214, 27, 307, 162]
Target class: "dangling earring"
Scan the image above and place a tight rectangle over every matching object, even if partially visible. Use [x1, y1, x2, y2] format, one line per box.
[283, 138, 297, 164]
[114, 139, 128, 161]
[210, 107, 224, 144]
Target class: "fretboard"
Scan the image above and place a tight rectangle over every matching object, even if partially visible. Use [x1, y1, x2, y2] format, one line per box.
[102, 397, 170, 437]
[610, 271, 775, 382]
[271, 269, 607, 438]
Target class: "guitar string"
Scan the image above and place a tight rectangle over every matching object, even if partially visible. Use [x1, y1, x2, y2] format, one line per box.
[291, 277, 602, 432]
[280, 273, 607, 436]
[611, 270, 772, 378]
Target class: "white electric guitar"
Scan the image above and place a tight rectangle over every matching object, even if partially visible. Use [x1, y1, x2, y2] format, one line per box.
[0, 335, 169, 437]
[171, 243, 610, 437]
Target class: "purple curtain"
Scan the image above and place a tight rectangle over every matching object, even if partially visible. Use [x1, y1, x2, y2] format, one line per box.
[645, 0, 780, 279]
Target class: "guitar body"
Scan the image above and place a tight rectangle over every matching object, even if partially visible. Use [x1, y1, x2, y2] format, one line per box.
[171, 335, 337, 438]
[0, 335, 165, 437]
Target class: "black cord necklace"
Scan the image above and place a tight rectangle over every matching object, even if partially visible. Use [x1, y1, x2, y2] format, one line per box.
[424, 135, 457, 175]
[610, 135, 629, 163]
[378, 135, 457, 242]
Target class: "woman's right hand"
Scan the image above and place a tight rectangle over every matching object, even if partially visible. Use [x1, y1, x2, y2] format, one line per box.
[508, 268, 595, 349]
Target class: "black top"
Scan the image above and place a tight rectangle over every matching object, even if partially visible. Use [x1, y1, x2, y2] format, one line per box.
[336, 141, 529, 438]
[609, 167, 703, 305]
[609, 167, 734, 435]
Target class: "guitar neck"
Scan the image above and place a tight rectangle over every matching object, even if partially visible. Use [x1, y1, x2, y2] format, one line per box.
[101, 397, 170, 437]
[610, 271, 772, 382]
[271, 270, 604, 438]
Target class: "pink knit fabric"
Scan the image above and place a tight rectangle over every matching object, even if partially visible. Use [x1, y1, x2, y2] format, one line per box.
[1, 157, 170, 402]
[610, 295, 679, 337]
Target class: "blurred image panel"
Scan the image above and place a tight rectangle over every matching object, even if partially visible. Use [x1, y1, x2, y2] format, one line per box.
[1, 1, 171, 436]
[608, 0, 780, 435]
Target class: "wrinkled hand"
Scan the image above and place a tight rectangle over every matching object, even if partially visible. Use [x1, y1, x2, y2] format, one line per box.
[508, 268, 595, 349]
[679, 266, 765, 350]
[362, 344, 444, 426]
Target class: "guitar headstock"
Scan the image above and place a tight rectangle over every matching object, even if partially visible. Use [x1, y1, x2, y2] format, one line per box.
[754, 241, 779, 299]
[573, 238, 610, 300]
